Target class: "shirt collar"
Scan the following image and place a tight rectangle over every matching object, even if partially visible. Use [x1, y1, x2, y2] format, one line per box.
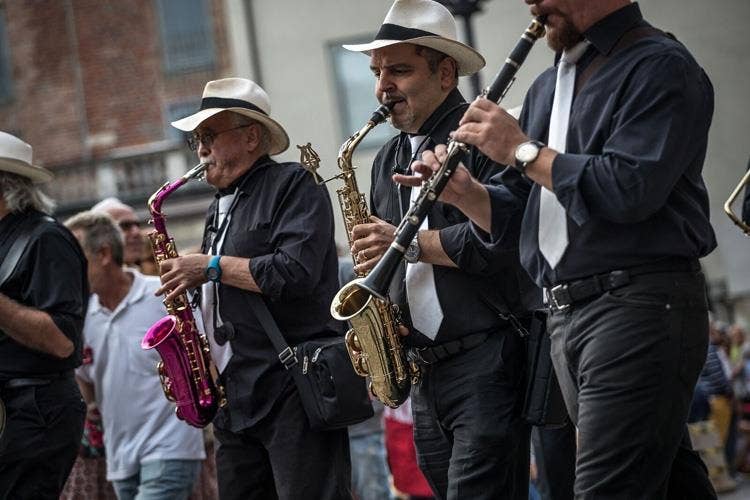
[217, 155, 276, 197]
[584, 2, 644, 56]
[415, 87, 467, 138]
[89, 268, 147, 316]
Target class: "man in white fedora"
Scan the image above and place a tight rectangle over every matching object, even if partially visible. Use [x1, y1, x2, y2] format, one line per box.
[0, 131, 88, 498]
[155, 78, 351, 499]
[345, 1, 533, 498]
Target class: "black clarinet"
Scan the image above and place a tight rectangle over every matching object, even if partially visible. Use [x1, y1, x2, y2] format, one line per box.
[359, 17, 546, 300]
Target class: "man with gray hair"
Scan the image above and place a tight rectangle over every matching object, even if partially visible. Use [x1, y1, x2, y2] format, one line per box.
[65, 211, 205, 499]
[91, 197, 145, 267]
[0, 131, 88, 498]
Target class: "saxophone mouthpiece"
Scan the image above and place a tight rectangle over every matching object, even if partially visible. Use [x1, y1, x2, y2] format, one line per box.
[370, 103, 393, 126]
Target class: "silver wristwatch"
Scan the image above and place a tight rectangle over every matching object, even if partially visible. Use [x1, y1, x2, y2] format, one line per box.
[404, 235, 421, 264]
[514, 140, 545, 173]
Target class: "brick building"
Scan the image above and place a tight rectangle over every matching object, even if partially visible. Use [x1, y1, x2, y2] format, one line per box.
[0, 0, 233, 246]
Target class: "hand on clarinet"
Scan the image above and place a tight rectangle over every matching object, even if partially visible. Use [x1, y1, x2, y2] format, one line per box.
[350, 216, 396, 274]
[394, 145, 484, 212]
[452, 98, 528, 166]
[395, 146, 493, 233]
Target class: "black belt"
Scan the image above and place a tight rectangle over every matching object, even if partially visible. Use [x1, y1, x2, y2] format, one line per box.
[0, 371, 73, 391]
[408, 331, 490, 365]
[547, 258, 700, 312]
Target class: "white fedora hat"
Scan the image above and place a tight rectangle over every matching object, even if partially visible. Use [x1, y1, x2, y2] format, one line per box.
[171, 78, 290, 155]
[343, 0, 485, 76]
[0, 131, 53, 183]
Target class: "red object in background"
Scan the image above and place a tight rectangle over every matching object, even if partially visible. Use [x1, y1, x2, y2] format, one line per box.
[384, 417, 433, 498]
[82, 346, 93, 365]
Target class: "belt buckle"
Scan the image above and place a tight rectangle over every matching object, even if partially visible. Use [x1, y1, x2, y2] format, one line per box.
[549, 284, 572, 311]
[408, 347, 432, 366]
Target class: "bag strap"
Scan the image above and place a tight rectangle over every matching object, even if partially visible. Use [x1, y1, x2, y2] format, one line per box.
[0, 214, 53, 288]
[246, 293, 299, 369]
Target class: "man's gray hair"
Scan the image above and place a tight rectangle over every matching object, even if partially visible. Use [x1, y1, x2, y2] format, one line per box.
[64, 211, 125, 266]
[229, 113, 272, 156]
[0, 171, 55, 214]
[90, 197, 133, 214]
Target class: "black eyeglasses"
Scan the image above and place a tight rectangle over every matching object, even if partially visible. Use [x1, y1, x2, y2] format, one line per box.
[186, 124, 252, 151]
[118, 220, 141, 231]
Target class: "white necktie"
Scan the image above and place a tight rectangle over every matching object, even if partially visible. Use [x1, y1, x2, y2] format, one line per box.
[539, 41, 590, 269]
[201, 193, 235, 373]
[404, 135, 444, 340]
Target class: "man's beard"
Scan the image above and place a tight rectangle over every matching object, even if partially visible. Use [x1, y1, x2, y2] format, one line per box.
[546, 17, 583, 52]
[390, 109, 416, 133]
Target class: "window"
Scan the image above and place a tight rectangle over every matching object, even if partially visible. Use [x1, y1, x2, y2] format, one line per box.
[166, 99, 201, 143]
[0, 8, 13, 103]
[156, 0, 215, 74]
[329, 39, 395, 148]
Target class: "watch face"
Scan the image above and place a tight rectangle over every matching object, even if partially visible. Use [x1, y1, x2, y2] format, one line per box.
[516, 142, 540, 163]
[405, 240, 420, 263]
[206, 267, 220, 281]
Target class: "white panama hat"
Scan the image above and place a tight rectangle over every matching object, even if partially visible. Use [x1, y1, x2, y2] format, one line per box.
[343, 0, 485, 76]
[171, 78, 290, 155]
[0, 131, 53, 183]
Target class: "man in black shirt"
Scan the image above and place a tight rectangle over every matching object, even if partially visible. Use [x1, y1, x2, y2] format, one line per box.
[345, 1, 532, 498]
[0, 131, 87, 498]
[408, 0, 716, 497]
[156, 78, 350, 499]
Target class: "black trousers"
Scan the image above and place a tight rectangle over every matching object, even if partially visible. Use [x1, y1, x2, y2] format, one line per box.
[0, 377, 85, 500]
[214, 385, 351, 500]
[548, 270, 715, 499]
[411, 330, 530, 500]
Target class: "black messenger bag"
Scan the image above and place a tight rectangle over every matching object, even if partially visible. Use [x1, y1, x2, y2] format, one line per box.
[247, 294, 373, 431]
[522, 310, 569, 427]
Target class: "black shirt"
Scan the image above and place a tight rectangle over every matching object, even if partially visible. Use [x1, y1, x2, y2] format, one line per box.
[202, 155, 340, 431]
[486, 2, 716, 287]
[0, 209, 87, 378]
[370, 88, 534, 347]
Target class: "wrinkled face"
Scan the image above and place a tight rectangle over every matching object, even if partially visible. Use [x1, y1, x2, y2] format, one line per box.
[370, 44, 452, 134]
[105, 205, 142, 267]
[526, 0, 586, 51]
[194, 112, 259, 189]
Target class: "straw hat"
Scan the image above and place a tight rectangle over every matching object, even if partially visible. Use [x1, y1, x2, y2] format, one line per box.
[0, 131, 53, 183]
[171, 78, 290, 155]
[343, 0, 485, 76]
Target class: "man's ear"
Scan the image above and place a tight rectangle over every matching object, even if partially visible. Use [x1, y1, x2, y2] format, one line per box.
[246, 123, 261, 152]
[439, 57, 458, 91]
[97, 244, 113, 266]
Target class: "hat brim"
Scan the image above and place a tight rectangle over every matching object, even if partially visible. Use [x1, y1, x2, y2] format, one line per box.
[171, 108, 290, 156]
[0, 157, 53, 183]
[343, 36, 485, 76]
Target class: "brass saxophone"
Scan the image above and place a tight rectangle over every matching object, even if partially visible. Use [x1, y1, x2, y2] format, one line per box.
[329, 104, 417, 409]
[141, 162, 225, 427]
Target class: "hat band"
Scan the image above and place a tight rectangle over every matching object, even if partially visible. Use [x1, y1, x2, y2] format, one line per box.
[375, 23, 438, 42]
[200, 97, 267, 115]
